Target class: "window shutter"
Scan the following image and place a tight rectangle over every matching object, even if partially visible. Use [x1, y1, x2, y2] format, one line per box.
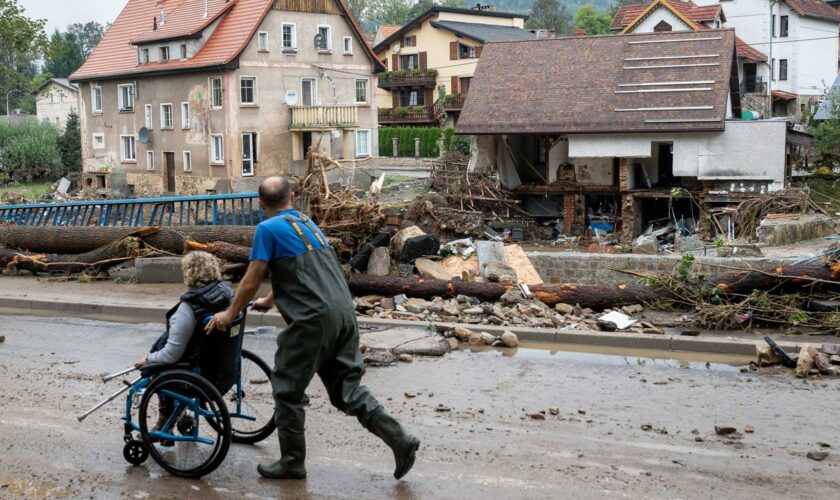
[392, 54, 399, 70]
[424, 88, 433, 107]
[450, 41, 457, 60]
[392, 92, 399, 108]
[475, 46, 482, 58]
[419, 51, 427, 70]
[451, 76, 459, 94]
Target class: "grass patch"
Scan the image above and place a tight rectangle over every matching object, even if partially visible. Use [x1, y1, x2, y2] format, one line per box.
[0, 181, 52, 202]
[382, 174, 414, 188]
[805, 176, 840, 213]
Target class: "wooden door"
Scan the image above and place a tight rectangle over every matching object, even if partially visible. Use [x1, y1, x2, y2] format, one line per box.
[164, 152, 176, 193]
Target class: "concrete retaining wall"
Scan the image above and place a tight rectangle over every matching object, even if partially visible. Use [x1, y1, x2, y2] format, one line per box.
[756, 214, 836, 246]
[526, 251, 787, 286]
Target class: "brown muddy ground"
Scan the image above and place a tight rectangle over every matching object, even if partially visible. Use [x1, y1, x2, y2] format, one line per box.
[1, 315, 838, 499]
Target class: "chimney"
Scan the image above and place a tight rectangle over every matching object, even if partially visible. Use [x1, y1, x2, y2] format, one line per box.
[574, 28, 586, 36]
[204, 0, 208, 19]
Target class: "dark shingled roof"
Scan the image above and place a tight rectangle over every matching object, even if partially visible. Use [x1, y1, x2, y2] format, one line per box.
[786, 0, 840, 22]
[430, 21, 536, 43]
[457, 29, 738, 135]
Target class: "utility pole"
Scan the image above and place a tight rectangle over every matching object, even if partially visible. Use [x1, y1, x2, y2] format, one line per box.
[5, 88, 28, 118]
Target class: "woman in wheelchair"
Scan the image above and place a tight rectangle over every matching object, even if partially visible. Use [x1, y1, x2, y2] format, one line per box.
[133, 251, 234, 436]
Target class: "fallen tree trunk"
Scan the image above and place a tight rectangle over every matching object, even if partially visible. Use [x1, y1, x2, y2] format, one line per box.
[185, 240, 251, 263]
[0, 225, 256, 254]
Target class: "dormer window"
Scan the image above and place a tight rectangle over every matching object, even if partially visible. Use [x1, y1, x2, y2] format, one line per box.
[160, 46, 170, 61]
[180, 44, 187, 60]
[142, 48, 149, 63]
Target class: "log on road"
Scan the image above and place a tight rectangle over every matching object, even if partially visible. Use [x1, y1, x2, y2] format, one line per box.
[0, 225, 256, 254]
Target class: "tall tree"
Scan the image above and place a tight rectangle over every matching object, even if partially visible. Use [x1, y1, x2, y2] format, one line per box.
[0, 0, 48, 114]
[574, 4, 613, 35]
[370, 0, 415, 25]
[45, 22, 106, 78]
[58, 111, 81, 177]
[525, 0, 573, 36]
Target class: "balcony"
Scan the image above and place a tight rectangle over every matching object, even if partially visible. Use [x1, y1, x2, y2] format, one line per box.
[442, 93, 467, 111]
[378, 106, 437, 125]
[290, 105, 357, 130]
[377, 69, 438, 89]
[741, 76, 766, 95]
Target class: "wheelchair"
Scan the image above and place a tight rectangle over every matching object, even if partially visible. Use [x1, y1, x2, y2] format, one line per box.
[116, 310, 276, 477]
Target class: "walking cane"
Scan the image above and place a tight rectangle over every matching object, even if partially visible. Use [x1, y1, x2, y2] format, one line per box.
[77, 377, 140, 422]
[101, 366, 138, 383]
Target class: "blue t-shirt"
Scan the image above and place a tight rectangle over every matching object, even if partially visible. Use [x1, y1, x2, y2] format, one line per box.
[249, 209, 328, 262]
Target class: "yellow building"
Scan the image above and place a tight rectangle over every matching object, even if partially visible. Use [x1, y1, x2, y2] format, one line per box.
[372, 6, 532, 127]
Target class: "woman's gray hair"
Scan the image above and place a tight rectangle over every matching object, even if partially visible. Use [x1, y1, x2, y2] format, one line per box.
[181, 251, 222, 288]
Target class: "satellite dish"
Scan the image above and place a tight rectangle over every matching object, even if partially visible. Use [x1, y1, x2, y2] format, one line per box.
[392, 43, 401, 54]
[138, 127, 150, 144]
[314, 33, 324, 50]
[284, 89, 299, 106]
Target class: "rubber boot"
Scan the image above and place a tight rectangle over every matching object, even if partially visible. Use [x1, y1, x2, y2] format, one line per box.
[257, 431, 307, 479]
[365, 409, 420, 479]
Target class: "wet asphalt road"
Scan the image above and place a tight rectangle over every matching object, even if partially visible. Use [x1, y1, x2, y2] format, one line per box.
[1, 314, 839, 499]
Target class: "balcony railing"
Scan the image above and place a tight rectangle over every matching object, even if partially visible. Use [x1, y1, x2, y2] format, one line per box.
[442, 93, 467, 111]
[378, 106, 437, 124]
[290, 105, 358, 130]
[741, 76, 766, 95]
[377, 70, 438, 89]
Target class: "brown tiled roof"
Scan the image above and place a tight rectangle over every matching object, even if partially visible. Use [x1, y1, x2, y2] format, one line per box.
[735, 36, 767, 62]
[71, 0, 383, 81]
[457, 29, 737, 135]
[130, 0, 235, 44]
[379, 25, 400, 39]
[611, 0, 720, 30]
[786, 0, 840, 21]
[772, 89, 798, 100]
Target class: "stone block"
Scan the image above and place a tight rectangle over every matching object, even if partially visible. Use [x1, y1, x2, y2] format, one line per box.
[135, 257, 184, 284]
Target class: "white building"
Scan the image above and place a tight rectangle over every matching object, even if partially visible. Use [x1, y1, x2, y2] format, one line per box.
[34, 78, 79, 130]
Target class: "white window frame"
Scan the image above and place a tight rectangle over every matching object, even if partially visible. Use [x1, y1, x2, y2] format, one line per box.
[180, 43, 187, 60]
[182, 150, 192, 172]
[160, 103, 173, 129]
[117, 84, 134, 112]
[210, 134, 225, 164]
[120, 134, 137, 162]
[343, 36, 353, 55]
[146, 150, 155, 171]
[281, 23, 297, 51]
[180, 101, 190, 129]
[258, 31, 269, 52]
[92, 133, 105, 150]
[355, 129, 371, 157]
[210, 77, 223, 109]
[144, 103, 153, 129]
[354, 79, 368, 104]
[316, 25, 332, 51]
[160, 45, 170, 61]
[241, 133, 257, 177]
[301, 77, 317, 106]
[240, 76, 257, 105]
[91, 86, 102, 113]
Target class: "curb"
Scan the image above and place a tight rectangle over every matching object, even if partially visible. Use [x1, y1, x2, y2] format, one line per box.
[0, 297, 821, 357]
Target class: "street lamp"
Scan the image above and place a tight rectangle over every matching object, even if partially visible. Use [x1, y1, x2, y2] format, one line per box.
[5, 88, 29, 117]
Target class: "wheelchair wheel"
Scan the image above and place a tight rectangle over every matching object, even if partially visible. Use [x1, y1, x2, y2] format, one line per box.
[138, 370, 231, 478]
[123, 440, 148, 465]
[228, 349, 276, 444]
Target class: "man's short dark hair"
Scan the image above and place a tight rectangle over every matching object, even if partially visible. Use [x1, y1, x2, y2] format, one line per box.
[258, 176, 292, 210]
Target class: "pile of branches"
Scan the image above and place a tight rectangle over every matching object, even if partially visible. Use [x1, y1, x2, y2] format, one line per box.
[429, 159, 524, 215]
[296, 150, 382, 240]
[733, 188, 826, 240]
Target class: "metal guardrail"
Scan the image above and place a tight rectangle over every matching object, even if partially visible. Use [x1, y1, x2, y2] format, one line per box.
[0, 192, 264, 227]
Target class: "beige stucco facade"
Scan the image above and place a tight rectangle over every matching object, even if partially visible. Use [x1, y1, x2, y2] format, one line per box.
[35, 81, 79, 131]
[77, 3, 379, 197]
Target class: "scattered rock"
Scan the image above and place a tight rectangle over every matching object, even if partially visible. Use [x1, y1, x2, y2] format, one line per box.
[484, 261, 517, 283]
[463, 306, 484, 315]
[641, 424, 653, 431]
[596, 319, 617, 332]
[807, 451, 829, 461]
[548, 407, 559, 415]
[528, 412, 546, 420]
[479, 332, 496, 345]
[680, 330, 701, 337]
[744, 424, 754, 433]
[577, 409, 586, 415]
[415, 257, 453, 281]
[379, 297, 395, 310]
[404, 392, 416, 398]
[468, 334, 485, 346]
[814, 352, 834, 375]
[830, 354, 840, 365]
[446, 338, 460, 351]
[402, 298, 432, 314]
[500, 287, 525, 305]
[555, 303, 574, 315]
[435, 404, 451, 412]
[715, 426, 737, 436]
[500, 331, 519, 348]
[398, 353, 414, 363]
[400, 234, 441, 263]
[450, 326, 475, 341]
[621, 304, 644, 315]
[0, 335, 4, 343]
[756, 344, 782, 367]
[795, 345, 818, 378]
[695, 436, 705, 442]
[366, 247, 391, 276]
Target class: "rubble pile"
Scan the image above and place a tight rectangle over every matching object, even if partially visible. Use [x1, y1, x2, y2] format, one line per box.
[750, 338, 840, 377]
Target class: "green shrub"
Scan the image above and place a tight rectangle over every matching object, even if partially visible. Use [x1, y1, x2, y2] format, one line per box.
[393, 69, 406, 78]
[0, 119, 61, 184]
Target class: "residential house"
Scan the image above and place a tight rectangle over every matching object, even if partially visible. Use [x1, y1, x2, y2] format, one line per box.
[611, 0, 772, 118]
[373, 24, 399, 46]
[70, 0, 382, 198]
[34, 78, 80, 130]
[692, 0, 839, 119]
[457, 30, 793, 242]
[372, 6, 534, 127]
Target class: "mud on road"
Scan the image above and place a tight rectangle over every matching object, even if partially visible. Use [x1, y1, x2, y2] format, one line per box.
[1, 315, 839, 499]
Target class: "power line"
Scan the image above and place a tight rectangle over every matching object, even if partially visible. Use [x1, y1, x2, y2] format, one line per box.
[744, 34, 840, 46]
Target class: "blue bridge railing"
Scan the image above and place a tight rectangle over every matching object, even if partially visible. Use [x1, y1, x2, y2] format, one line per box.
[0, 193, 264, 227]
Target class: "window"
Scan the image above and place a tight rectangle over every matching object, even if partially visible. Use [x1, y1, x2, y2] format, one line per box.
[403, 35, 415, 47]
[356, 129, 370, 157]
[240, 77, 256, 105]
[343, 36, 353, 54]
[714, 20, 720, 29]
[211, 134, 224, 164]
[458, 43, 476, 59]
[160, 103, 173, 129]
[771, 15, 776, 37]
[142, 48, 150, 63]
[117, 84, 134, 112]
[146, 150, 155, 171]
[182, 151, 192, 172]
[180, 43, 187, 60]
[354, 79, 368, 104]
[121, 135, 136, 162]
[779, 59, 788, 81]
[316, 25, 331, 50]
[399, 89, 424, 107]
[459, 76, 472, 94]
[92, 133, 105, 149]
[771, 58, 775, 81]
[210, 77, 223, 108]
[654, 20, 672, 32]
[91, 86, 102, 113]
[301, 78, 316, 106]
[49, 93, 55, 103]
[144, 104, 153, 129]
[160, 46, 170, 61]
[242, 133, 257, 176]
[282, 23, 296, 50]
[181, 102, 190, 129]
[258, 31, 269, 51]
[399, 54, 418, 70]
[780, 15, 788, 37]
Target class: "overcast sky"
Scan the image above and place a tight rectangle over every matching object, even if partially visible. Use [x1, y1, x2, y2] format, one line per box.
[19, 0, 129, 34]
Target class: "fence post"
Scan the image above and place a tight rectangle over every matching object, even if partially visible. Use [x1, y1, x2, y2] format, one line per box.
[414, 137, 421, 158]
[392, 137, 398, 158]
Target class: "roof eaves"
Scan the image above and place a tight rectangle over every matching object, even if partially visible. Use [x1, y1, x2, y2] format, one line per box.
[429, 20, 486, 43]
[70, 60, 238, 83]
[130, 0, 238, 45]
